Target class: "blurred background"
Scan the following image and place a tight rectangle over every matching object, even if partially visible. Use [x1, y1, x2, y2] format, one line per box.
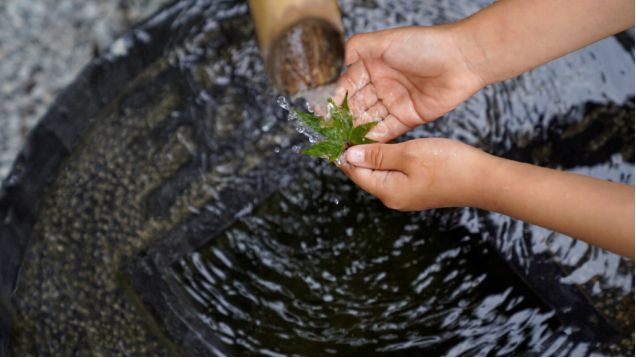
[0, 0, 170, 179]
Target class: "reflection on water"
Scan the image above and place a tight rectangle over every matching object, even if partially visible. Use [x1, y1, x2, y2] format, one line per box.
[3, 0, 634, 356]
[173, 165, 583, 356]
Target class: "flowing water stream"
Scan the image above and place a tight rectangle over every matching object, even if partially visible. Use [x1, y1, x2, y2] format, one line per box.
[0, 0, 633, 355]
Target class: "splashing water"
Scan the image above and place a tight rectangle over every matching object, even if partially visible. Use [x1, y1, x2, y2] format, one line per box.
[277, 95, 324, 147]
[295, 82, 339, 116]
[275, 96, 291, 111]
[277, 82, 353, 156]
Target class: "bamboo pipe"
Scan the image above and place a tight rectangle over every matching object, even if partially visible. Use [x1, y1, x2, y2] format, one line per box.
[248, 0, 344, 94]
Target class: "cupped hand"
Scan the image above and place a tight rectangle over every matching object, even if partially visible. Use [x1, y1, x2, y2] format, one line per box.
[333, 25, 485, 142]
[339, 138, 491, 211]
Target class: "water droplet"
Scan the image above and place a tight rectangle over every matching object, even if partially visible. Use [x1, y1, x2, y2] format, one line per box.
[276, 96, 290, 110]
[134, 29, 152, 43]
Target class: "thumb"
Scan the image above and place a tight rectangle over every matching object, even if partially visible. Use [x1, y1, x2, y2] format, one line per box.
[344, 143, 406, 171]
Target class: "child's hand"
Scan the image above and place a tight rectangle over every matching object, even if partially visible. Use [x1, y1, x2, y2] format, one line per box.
[340, 138, 489, 211]
[333, 26, 485, 142]
[340, 137, 634, 258]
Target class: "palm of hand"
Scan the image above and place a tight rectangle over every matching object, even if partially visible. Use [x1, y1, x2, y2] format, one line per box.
[334, 27, 483, 141]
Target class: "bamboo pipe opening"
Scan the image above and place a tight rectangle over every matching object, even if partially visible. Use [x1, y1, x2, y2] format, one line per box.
[249, 0, 344, 94]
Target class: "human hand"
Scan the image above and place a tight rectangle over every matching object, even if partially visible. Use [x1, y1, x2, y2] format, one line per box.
[340, 138, 490, 211]
[333, 25, 485, 142]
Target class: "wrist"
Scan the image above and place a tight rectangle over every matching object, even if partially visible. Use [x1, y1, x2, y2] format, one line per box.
[449, 2, 524, 87]
[447, 20, 492, 88]
[462, 149, 506, 210]
[431, 142, 499, 209]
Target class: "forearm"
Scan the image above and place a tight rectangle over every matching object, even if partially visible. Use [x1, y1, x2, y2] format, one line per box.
[472, 154, 634, 258]
[452, 0, 635, 85]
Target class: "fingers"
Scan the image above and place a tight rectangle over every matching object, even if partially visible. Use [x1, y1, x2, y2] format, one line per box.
[340, 164, 409, 205]
[344, 32, 386, 65]
[333, 30, 424, 142]
[334, 31, 387, 104]
[343, 143, 407, 171]
[365, 102, 388, 120]
[366, 114, 411, 142]
[356, 102, 388, 126]
[350, 84, 378, 115]
[374, 79, 422, 126]
[333, 61, 370, 105]
[339, 141, 415, 211]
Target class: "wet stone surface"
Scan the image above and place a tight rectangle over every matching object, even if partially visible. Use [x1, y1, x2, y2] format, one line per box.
[9, 2, 297, 354]
[1, 0, 634, 356]
[0, 0, 170, 179]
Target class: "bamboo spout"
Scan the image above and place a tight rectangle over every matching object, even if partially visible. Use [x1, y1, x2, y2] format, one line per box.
[249, 0, 344, 94]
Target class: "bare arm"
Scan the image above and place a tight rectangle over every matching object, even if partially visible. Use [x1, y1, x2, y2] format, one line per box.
[474, 155, 635, 258]
[335, 0, 634, 141]
[454, 0, 635, 85]
[341, 140, 634, 258]
[338, 0, 635, 257]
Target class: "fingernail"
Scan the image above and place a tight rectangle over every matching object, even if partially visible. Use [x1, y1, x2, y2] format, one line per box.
[366, 131, 385, 141]
[335, 154, 345, 167]
[366, 121, 388, 141]
[346, 147, 365, 165]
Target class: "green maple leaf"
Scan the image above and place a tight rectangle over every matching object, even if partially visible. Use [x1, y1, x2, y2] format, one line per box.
[293, 93, 378, 162]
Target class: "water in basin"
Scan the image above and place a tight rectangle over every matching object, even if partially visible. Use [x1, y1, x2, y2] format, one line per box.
[1, 0, 633, 355]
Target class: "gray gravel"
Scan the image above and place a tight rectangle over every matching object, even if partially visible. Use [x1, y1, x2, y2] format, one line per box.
[0, 0, 170, 180]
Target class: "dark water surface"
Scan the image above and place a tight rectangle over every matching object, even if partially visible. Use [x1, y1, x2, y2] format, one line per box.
[172, 166, 571, 356]
[1, 0, 633, 356]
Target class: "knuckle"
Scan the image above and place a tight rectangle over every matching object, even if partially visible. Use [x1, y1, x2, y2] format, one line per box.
[401, 146, 414, 161]
[344, 75, 357, 92]
[403, 140, 423, 159]
[366, 146, 385, 168]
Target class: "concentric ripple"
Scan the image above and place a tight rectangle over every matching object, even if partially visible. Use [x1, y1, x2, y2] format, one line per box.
[172, 166, 590, 356]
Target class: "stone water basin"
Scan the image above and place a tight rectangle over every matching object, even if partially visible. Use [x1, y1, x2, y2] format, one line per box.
[0, 0, 633, 355]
